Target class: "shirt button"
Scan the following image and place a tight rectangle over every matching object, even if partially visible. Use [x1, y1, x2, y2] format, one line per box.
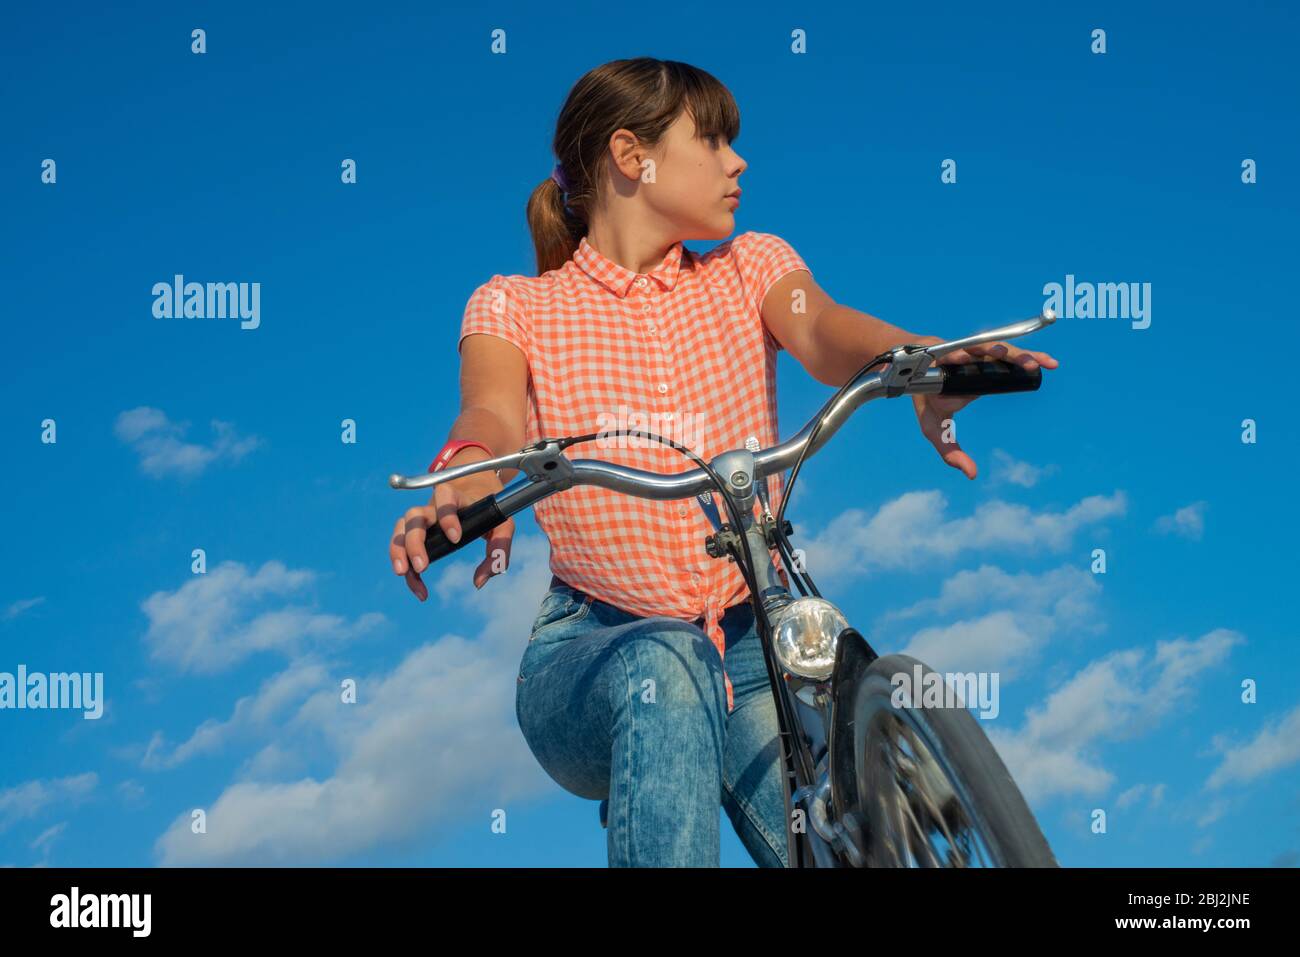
[635, 277, 648, 287]
[642, 303, 653, 312]
[647, 323, 656, 332]
[691, 572, 701, 584]
[657, 383, 668, 394]
[678, 505, 688, 517]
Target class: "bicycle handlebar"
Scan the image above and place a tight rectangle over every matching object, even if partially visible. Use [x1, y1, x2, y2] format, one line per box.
[391, 311, 1055, 563]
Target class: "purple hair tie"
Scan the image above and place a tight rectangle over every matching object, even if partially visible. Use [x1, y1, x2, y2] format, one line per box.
[550, 162, 573, 194]
[551, 162, 579, 218]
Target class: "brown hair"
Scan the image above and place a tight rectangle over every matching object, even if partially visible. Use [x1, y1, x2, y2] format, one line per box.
[526, 57, 740, 276]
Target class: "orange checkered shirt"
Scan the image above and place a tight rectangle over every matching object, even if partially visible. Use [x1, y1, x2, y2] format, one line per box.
[458, 231, 812, 712]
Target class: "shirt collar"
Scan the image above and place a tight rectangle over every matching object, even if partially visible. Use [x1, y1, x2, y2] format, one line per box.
[572, 236, 685, 298]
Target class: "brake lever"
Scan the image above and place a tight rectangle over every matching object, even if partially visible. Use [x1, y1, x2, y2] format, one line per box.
[925, 309, 1056, 363]
[878, 309, 1056, 398]
[388, 437, 571, 491]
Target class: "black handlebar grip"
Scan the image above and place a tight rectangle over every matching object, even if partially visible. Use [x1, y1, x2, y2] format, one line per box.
[939, 359, 1042, 396]
[423, 493, 507, 562]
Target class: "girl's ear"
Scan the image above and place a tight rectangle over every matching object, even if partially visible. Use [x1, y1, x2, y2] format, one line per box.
[608, 129, 647, 182]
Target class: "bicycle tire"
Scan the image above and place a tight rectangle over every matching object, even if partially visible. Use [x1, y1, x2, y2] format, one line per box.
[829, 651, 1058, 868]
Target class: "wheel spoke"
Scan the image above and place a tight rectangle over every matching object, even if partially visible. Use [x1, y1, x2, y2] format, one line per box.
[854, 697, 1000, 868]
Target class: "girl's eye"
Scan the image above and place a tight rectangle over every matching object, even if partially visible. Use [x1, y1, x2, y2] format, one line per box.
[706, 134, 721, 148]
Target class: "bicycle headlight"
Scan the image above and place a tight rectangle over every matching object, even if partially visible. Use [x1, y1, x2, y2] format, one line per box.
[770, 598, 848, 681]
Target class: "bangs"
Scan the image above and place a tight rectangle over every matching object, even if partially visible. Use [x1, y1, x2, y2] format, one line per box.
[667, 62, 741, 143]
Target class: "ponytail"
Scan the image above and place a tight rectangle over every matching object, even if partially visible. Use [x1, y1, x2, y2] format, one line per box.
[526, 171, 586, 277]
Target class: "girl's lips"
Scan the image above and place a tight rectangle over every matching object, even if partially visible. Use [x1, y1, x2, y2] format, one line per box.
[725, 195, 740, 208]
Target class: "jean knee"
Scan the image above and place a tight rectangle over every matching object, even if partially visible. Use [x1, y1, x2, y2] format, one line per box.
[620, 619, 727, 715]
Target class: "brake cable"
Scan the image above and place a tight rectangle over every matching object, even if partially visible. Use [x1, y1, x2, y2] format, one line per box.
[770, 351, 895, 599]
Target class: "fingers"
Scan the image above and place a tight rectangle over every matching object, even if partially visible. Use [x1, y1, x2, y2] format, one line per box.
[390, 490, 516, 599]
[473, 518, 515, 590]
[1028, 348, 1059, 368]
[914, 334, 1060, 483]
[930, 424, 976, 479]
[947, 449, 977, 480]
[390, 515, 409, 575]
[914, 395, 978, 480]
[962, 341, 1060, 371]
[405, 564, 428, 601]
[962, 342, 1011, 362]
[926, 393, 976, 418]
[391, 510, 430, 601]
[433, 484, 464, 546]
[402, 505, 436, 575]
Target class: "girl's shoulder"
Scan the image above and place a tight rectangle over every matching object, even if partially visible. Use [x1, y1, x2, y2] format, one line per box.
[696, 230, 802, 268]
[465, 258, 575, 308]
[458, 262, 575, 356]
[692, 231, 813, 313]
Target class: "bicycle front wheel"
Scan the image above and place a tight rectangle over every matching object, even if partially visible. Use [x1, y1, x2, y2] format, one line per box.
[829, 652, 1058, 868]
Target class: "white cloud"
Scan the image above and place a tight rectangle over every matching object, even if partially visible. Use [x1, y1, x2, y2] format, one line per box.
[900, 610, 1049, 679]
[114, 406, 261, 478]
[143, 658, 331, 769]
[986, 629, 1244, 804]
[990, 449, 1057, 488]
[152, 537, 559, 865]
[797, 489, 1127, 586]
[1115, 783, 1146, 809]
[238, 743, 307, 780]
[1154, 501, 1207, 540]
[2, 597, 45, 621]
[1205, 702, 1300, 790]
[1115, 782, 1165, 810]
[887, 563, 1103, 678]
[117, 780, 147, 807]
[140, 560, 385, 673]
[30, 822, 66, 852]
[1196, 798, 1231, 828]
[0, 773, 97, 832]
[888, 563, 1102, 625]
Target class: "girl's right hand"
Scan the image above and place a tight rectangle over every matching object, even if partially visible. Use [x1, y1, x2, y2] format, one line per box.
[388, 449, 515, 600]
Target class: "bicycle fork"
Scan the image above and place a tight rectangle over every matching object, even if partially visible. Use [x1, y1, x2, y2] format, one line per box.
[698, 445, 854, 867]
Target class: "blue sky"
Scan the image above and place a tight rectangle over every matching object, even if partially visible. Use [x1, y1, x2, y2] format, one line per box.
[2, 0, 1297, 867]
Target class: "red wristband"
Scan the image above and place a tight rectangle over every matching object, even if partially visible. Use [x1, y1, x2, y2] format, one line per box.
[429, 439, 493, 473]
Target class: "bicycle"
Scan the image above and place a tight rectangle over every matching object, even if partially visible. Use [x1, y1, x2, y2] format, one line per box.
[389, 311, 1060, 868]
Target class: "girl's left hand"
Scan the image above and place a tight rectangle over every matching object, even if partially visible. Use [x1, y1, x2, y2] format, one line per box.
[908, 335, 1060, 480]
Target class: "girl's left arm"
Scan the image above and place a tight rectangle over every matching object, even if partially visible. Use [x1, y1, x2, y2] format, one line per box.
[760, 271, 1059, 478]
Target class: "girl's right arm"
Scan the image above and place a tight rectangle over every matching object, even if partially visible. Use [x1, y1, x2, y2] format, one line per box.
[389, 333, 529, 598]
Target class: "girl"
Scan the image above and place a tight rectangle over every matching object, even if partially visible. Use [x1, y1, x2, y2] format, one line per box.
[389, 57, 1057, 867]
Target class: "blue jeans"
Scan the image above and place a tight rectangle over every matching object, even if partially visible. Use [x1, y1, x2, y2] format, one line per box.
[515, 576, 791, 868]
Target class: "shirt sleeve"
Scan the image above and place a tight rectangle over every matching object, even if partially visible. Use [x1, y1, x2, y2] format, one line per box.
[731, 231, 813, 351]
[458, 274, 530, 358]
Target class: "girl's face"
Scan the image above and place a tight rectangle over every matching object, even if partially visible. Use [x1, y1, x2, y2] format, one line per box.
[644, 110, 747, 241]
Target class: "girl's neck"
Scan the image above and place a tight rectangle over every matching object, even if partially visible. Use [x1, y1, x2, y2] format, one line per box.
[585, 214, 679, 276]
